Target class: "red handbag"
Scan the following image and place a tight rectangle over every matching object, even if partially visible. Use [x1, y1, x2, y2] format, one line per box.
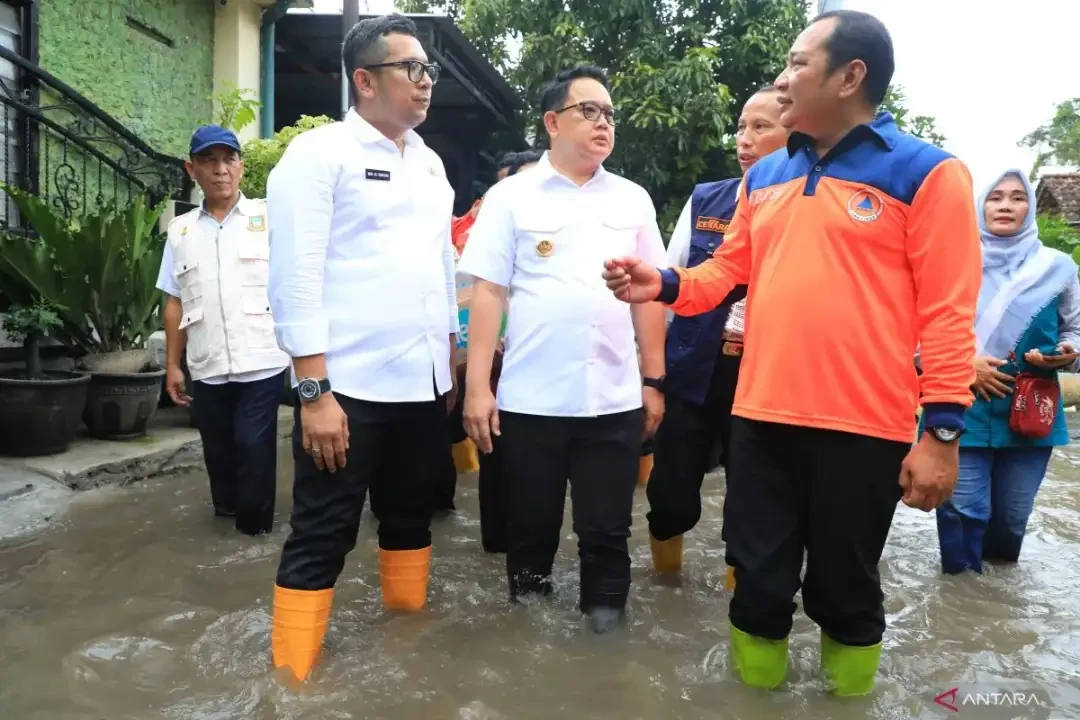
[1009, 372, 1060, 439]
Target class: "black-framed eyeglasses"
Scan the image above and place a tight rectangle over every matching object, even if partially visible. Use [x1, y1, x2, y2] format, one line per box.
[555, 101, 616, 126]
[363, 60, 441, 85]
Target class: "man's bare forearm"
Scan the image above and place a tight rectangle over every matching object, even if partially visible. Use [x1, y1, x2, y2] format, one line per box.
[163, 295, 186, 370]
[465, 280, 507, 391]
[632, 302, 666, 377]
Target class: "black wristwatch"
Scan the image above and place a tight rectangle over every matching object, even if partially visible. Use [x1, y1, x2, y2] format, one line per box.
[643, 376, 665, 393]
[296, 377, 331, 404]
[928, 426, 963, 443]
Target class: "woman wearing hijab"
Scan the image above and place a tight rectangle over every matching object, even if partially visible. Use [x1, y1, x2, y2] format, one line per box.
[933, 169, 1080, 574]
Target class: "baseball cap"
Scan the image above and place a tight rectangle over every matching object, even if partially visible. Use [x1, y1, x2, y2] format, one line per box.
[189, 125, 242, 156]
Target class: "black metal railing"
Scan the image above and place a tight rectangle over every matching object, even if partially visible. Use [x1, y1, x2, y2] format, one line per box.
[0, 44, 189, 230]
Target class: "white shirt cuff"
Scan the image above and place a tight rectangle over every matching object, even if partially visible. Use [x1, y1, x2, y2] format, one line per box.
[275, 318, 330, 358]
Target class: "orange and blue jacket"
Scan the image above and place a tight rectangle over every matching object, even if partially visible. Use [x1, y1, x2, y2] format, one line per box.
[657, 113, 980, 444]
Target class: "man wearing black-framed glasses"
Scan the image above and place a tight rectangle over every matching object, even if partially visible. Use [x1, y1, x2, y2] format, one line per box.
[362, 59, 441, 85]
[266, 13, 459, 683]
[459, 64, 667, 635]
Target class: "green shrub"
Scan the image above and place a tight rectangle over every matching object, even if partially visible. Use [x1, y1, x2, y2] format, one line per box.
[240, 115, 335, 198]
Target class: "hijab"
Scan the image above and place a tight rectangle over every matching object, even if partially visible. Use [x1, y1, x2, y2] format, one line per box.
[974, 169, 1078, 359]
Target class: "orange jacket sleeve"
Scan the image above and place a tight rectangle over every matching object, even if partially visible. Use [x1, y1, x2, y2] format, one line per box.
[906, 158, 980, 408]
[665, 182, 753, 316]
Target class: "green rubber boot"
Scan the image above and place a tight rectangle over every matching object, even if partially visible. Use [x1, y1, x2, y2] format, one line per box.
[820, 633, 882, 697]
[730, 626, 788, 690]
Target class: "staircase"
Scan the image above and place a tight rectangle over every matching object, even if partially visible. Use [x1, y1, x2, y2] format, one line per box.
[0, 44, 191, 234]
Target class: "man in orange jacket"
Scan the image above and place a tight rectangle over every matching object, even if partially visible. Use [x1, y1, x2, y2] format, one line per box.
[603, 10, 980, 696]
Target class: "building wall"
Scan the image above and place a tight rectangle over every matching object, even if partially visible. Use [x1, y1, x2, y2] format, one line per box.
[212, 0, 264, 144]
[38, 0, 215, 159]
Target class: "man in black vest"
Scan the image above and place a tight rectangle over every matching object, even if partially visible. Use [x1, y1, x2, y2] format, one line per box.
[647, 86, 789, 578]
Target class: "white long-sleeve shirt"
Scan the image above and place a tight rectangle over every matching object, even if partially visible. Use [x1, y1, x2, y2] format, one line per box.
[266, 109, 458, 402]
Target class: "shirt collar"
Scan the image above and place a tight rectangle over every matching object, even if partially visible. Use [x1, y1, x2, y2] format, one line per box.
[200, 192, 248, 220]
[786, 111, 899, 158]
[535, 150, 608, 188]
[345, 108, 423, 150]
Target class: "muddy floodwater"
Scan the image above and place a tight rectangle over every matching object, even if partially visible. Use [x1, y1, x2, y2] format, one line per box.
[2, 424, 1080, 720]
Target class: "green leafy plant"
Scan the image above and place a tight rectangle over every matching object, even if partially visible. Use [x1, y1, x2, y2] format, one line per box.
[1037, 212, 1080, 255]
[0, 185, 167, 357]
[239, 114, 335, 198]
[211, 82, 261, 134]
[2, 299, 62, 379]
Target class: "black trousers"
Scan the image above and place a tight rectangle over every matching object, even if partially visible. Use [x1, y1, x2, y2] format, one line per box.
[646, 351, 741, 541]
[444, 362, 509, 552]
[724, 417, 908, 646]
[275, 392, 446, 591]
[192, 370, 284, 535]
[499, 409, 643, 611]
[370, 395, 457, 517]
[477, 442, 507, 553]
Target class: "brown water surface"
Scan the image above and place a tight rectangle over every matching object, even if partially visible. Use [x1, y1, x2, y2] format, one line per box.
[2, 431, 1079, 719]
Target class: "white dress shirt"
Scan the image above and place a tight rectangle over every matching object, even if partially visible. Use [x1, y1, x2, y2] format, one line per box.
[457, 152, 668, 417]
[266, 109, 458, 402]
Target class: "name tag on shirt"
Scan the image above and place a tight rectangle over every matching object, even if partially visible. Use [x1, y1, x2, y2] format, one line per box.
[365, 169, 391, 182]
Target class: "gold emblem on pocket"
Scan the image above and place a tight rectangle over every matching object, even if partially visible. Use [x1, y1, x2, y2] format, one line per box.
[180, 225, 188, 236]
[247, 215, 266, 232]
[536, 238, 554, 257]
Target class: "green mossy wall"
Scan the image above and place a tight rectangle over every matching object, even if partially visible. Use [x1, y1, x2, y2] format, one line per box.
[38, 0, 214, 159]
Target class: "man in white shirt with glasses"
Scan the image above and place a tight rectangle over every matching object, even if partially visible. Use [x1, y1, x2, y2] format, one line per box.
[266, 13, 457, 683]
[459, 64, 668, 635]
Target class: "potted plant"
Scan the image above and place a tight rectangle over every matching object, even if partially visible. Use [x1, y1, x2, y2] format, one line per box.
[0, 186, 168, 440]
[0, 300, 91, 456]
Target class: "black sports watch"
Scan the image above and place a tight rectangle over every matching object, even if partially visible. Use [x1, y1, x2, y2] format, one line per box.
[643, 376, 665, 393]
[929, 426, 963, 443]
[296, 377, 331, 404]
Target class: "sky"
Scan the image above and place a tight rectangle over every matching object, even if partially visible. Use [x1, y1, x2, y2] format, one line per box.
[312, 0, 1079, 192]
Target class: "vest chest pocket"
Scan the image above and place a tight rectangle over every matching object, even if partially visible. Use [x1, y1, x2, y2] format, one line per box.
[238, 243, 270, 286]
[174, 257, 201, 301]
[177, 306, 211, 366]
[242, 293, 278, 349]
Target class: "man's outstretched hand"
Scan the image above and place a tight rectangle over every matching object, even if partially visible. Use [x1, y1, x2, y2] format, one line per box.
[603, 257, 663, 304]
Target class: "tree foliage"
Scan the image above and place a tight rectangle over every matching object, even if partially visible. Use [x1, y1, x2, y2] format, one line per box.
[1021, 98, 1080, 178]
[881, 85, 945, 148]
[399, 0, 806, 231]
[398, 1, 943, 232]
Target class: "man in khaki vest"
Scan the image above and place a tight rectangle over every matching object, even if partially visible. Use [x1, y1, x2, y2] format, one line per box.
[156, 124, 289, 536]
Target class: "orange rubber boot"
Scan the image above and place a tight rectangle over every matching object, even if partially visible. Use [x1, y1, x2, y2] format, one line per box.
[451, 439, 480, 472]
[724, 566, 736, 591]
[638, 453, 654, 486]
[271, 586, 334, 683]
[650, 534, 683, 574]
[380, 546, 432, 611]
